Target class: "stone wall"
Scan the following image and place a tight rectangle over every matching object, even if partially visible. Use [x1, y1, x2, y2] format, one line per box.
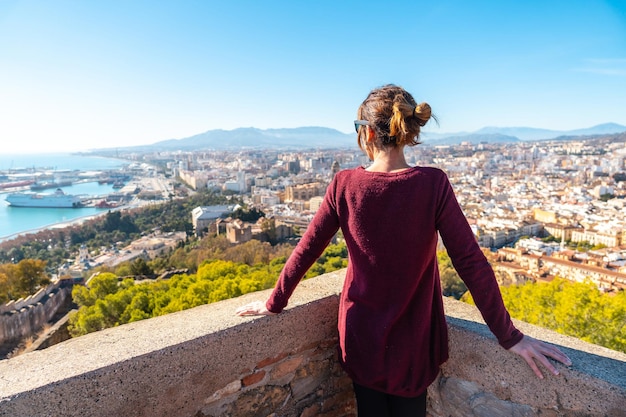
[0, 280, 63, 314]
[0, 282, 71, 348]
[0, 269, 624, 417]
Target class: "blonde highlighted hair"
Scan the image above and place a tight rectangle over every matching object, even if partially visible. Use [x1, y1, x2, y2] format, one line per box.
[357, 84, 434, 150]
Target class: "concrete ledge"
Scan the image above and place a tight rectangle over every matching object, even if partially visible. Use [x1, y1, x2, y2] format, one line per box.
[0, 269, 624, 417]
[0, 271, 348, 417]
[438, 297, 626, 416]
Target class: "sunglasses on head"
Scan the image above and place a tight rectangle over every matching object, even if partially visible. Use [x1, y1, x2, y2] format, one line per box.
[354, 120, 371, 133]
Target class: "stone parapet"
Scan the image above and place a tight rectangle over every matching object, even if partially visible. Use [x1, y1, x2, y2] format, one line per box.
[0, 285, 71, 350]
[0, 269, 624, 417]
[0, 280, 63, 315]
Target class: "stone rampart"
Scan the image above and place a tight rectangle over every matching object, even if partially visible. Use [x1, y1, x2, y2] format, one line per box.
[0, 284, 71, 348]
[0, 280, 63, 314]
[0, 269, 624, 417]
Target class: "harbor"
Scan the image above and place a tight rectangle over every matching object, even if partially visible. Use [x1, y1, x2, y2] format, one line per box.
[1, 170, 133, 208]
[0, 154, 174, 241]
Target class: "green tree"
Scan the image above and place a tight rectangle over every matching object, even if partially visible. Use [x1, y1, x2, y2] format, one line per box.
[87, 273, 120, 303]
[15, 259, 50, 295]
[324, 243, 348, 258]
[102, 211, 138, 234]
[232, 206, 265, 222]
[0, 272, 12, 304]
[437, 250, 467, 299]
[66, 234, 348, 338]
[7, 247, 24, 263]
[149, 257, 169, 274]
[130, 258, 154, 276]
[464, 278, 626, 353]
[115, 263, 133, 277]
[260, 217, 278, 244]
[222, 240, 272, 266]
[0, 259, 49, 301]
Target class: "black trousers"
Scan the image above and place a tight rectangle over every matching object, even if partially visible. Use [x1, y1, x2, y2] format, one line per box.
[353, 383, 427, 417]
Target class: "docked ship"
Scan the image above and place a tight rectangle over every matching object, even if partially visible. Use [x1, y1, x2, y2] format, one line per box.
[30, 180, 73, 191]
[0, 180, 35, 190]
[5, 188, 83, 208]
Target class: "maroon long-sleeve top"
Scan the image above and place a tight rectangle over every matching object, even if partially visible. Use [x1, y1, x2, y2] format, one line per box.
[267, 166, 522, 397]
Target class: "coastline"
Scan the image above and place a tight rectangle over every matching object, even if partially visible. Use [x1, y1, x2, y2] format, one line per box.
[1, 191, 168, 244]
[0, 183, 119, 241]
[1, 153, 139, 242]
[0, 153, 173, 244]
[0, 208, 118, 243]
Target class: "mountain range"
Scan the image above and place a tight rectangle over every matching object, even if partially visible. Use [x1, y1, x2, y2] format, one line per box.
[101, 123, 626, 152]
[420, 122, 626, 145]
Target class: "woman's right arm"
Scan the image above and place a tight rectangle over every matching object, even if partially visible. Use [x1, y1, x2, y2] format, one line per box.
[236, 176, 341, 316]
[235, 300, 276, 316]
[264, 190, 340, 313]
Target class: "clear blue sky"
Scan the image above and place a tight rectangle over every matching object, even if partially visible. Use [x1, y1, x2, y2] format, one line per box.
[1, 0, 625, 153]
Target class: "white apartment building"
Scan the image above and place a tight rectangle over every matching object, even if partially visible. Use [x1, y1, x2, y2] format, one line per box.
[192, 205, 233, 236]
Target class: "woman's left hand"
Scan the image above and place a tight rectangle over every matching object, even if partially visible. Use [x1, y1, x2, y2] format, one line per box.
[235, 300, 277, 316]
[508, 336, 572, 379]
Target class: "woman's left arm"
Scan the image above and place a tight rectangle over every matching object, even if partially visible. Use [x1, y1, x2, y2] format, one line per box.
[435, 172, 572, 377]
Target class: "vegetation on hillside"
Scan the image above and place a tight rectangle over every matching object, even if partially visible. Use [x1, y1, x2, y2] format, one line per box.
[69, 245, 476, 337]
[0, 259, 49, 304]
[68, 242, 349, 336]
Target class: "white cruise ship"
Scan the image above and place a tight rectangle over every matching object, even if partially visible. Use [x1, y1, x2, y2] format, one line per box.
[5, 189, 82, 208]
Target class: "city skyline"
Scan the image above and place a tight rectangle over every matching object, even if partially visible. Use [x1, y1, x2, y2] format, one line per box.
[1, 0, 625, 153]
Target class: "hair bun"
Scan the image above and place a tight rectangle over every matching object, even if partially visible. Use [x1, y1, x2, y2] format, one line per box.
[414, 102, 431, 126]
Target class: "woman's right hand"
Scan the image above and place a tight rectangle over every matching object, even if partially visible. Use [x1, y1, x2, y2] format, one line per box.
[235, 300, 277, 317]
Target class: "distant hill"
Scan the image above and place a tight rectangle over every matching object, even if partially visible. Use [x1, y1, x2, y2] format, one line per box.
[111, 127, 356, 152]
[422, 123, 626, 144]
[94, 123, 626, 152]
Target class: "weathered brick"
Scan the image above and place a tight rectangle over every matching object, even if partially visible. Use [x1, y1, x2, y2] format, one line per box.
[493, 380, 512, 401]
[239, 366, 253, 376]
[439, 377, 535, 417]
[310, 346, 337, 362]
[271, 356, 304, 380]
[256, 352, 289, 369]
[242, 370, 266, 387]
[204, 379, 242, 404]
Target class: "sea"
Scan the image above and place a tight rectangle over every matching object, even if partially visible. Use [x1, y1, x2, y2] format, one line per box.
[0, 153, 127, 242]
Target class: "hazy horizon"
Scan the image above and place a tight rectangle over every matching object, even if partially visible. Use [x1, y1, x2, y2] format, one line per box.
[2, 120, 626, 156]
